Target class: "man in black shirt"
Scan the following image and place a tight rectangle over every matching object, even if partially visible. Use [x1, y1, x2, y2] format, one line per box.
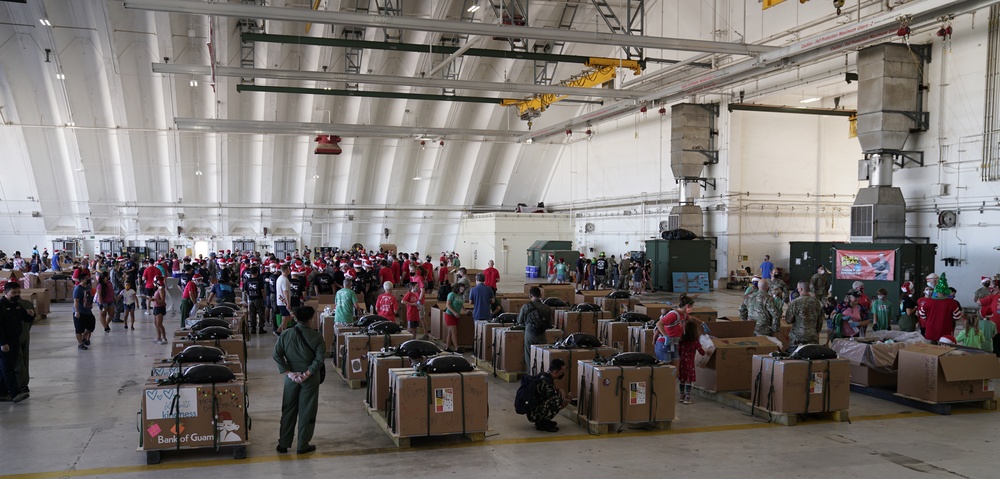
[594, 253, 609, 289]
[313, 267, 334, 296]
[264, 265, 279, 331]
[0, 282, 30, 403]
[245, 266, 266, 334]
[289, 270, 305, 309]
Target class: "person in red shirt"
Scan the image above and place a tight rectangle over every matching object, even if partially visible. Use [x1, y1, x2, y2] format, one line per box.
[375, 281, 400, 325]
[401, 254, 412, 284]
[180, 273, 201, 327]
[547, 254, 556, 283]
[437, 261, 449, 286]
[400, 283, 422, 338]
[390, 255, 401, 285]
[378, 260, 394, 287]
[483, 260, 500, 292]
[142, 262, 163, 313]
[421, 258, 434, 290]
[917, 274, 963, 343]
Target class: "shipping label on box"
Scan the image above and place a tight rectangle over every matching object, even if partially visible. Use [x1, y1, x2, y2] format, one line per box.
[809, 372, 824, 394]
[629, 382, 647, 405]
[434, 388, 454, 413]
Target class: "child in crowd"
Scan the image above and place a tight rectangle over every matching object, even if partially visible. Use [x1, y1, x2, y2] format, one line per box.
[401, 283, 422, 338]
[677, 320, 705, 405]
[870, 288, 891, 332]
[958, 314, 996, 353]
[119, 282, 137, 330]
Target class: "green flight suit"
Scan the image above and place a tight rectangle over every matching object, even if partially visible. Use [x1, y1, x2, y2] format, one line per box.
[273, 322, 327, 451]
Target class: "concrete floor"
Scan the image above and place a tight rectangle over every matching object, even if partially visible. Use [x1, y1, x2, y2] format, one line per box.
[1, 287, 998, 479]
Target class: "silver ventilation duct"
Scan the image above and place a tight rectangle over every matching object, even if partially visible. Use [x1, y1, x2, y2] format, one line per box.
[668, 103, 718, 236]
[850, 43, 927, 243]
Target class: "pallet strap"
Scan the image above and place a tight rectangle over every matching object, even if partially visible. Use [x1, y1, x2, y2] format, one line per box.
[491, 333, 501, 377]
[803, 359, 813, 422]
[211, 383, 220, 452]
[387, 381, 397, 433]
[365, 356, 375, 407]
[615, 366, 626, 433]
[766, 359, 776, 423]
[170, 382, 182, 451]
[425, 375, 433, 437]
[459, 372, 467, 435]
[647, 365, 656, 424]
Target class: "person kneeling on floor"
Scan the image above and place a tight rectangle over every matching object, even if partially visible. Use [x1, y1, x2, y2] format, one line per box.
[527, 358, 571, 432]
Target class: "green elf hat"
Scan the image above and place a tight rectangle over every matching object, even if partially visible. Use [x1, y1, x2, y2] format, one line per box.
[933, 272, 951, 299]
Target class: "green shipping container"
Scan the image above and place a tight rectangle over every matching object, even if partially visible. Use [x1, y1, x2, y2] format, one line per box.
[644, 239, 713, 292]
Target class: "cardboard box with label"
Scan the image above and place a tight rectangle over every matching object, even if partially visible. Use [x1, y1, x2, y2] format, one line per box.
[170, 337, 247, 367]
[429, 304, 474, 347]
[339, 333, 415, 381]
[366, 354, 417, 412]
[150, 355, 244, 377]
[491, 328, 565, 373]
[749, 355, 850, 414]
[332, 324, 361, 366]
[577, 361, 676, 424]
[597, 320, 646, 352]
[554, 310, 608, 336]
[140, 380, 248, 451]
[628, 326, 658, 354]
[633, 303, 671, 317]
[897, 343, 1000, 403]
[528, 345, 617, 397]
[694, 336, 781, 393]
[389, 369, 489, 438]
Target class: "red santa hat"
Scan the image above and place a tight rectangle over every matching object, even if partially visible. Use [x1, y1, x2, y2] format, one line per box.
[353, 261, 362, 269]
[938, 335, 957, 345]
[901, 281, 914, 294]
[982, 276, 992, 285]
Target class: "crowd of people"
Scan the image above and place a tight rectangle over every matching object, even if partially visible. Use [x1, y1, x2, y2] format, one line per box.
[543, 252, 654, 294]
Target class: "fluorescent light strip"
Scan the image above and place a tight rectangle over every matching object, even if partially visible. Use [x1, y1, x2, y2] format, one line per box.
[799, 97, 822, 104]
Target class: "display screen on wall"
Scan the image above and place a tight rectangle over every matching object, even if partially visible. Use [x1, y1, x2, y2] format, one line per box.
[834, 249, 895, 281]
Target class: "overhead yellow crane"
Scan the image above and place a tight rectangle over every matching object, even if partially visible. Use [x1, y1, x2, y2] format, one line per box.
[502, 58, 643, 120]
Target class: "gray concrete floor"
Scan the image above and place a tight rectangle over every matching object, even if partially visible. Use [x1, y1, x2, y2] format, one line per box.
[1, 287, 997, 479]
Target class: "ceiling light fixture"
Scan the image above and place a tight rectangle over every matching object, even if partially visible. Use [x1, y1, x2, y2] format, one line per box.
[413, 176, 422, 180]
[189, 79, 198, 87]
[56, 73, 65, 80]
[313, 174, 320, 179]
[467, 3, 480, 13]
[39, 18, 51, 26]
[800, 97, 822, 104]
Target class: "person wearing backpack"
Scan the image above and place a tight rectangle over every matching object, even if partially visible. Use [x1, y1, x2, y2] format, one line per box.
[443, 283, 467, 353]
[515, 357, 569, 432]
[517, 286, 553, 367]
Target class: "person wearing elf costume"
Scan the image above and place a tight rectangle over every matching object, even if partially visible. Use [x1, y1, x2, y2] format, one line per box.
[870, 288, 892, 332]
[916, 272, 963, 343]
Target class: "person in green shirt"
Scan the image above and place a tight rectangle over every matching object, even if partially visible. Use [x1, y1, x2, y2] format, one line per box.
[957, 314, 996, 353]
[443, 283, 467, 352]
[334, 277, 361, 324]
[870, 288, 892, 332]
[272, 306, 326, 454]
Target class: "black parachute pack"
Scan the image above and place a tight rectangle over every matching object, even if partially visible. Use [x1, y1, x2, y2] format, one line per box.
[366, 320, 403, 335]
[790, 344, 838, 360]
[661, 228, 698, 240]
[514, 374, 543, 415]
[388, 339, 441, 358]
[419, 354, 475, 374]
[203, 305, 238, 318]
[555, 333, 602, 349]
[491, 312, 518, 324]
[192, 326, 232, 340]
[607, 352, 658, 366]
[570, 303, 601, 312]
[606, 291, 631, 299]
[190, 318, 232, 331]
[180, 364, 236, 384]
[354, 314, 387, 329]
[173, 345, 226, 364]
[542, 297, 568, 308]
[619, 312, 651, 323]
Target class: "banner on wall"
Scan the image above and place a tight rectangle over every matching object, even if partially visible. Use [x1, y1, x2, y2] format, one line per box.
[834, 249, 896, 281]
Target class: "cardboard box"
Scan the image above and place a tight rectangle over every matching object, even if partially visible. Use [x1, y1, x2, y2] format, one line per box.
[313, 294, 335, 305]
[21, 287, 50, 317]
[749, 356, 850, 414]
[849, 363, 898, 388]
[628, 326, 658, 354]
[20, 273, 40, 289]
[473, 321, 506, 362]
[595, 297, 639, 315]
[554, 310, 608, 336]
[633, 303, 671, 317]
[694, 336, 781, 393]
[577, 361, 676, 423]
[538, 284, 576, 304]
[574, 290, 615, 305]
[773, 325, 792, 350]
[0, 270, 25, 281]
[339, 333, 414, 381]
[492, 328, 565, 373]
[319, 313, 336, 354]
[429, 304, 474, 347]
[597, 320, 646, 351]
[140, 380, 248, 450]
[149, 355, 244, 377]
[689, 307, 718, 322]
[366, 354, 416, 412]
[703, 319, 756, 339]
[528, 345, 616, 397]
[170, 337, 247, 367]
[389, 369, 489, 438]
[332, 324, 361, 366]
[501, 297, 531, 314]
[897, 343, 1000, 403]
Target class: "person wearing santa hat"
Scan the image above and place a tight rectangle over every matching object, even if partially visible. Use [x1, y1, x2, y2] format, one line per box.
[974, 277, 993, 304]
[898, 281, 918, 333]
[916, 272, 963, 343]
[180, 273, 201, 327]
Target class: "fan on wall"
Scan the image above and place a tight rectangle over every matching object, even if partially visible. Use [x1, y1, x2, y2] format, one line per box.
[584, 222, 596, 233]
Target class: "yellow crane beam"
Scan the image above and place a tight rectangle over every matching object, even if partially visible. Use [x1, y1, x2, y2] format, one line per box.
[502, 62, 630, 120]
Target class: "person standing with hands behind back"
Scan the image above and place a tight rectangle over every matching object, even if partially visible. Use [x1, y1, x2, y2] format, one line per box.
[273, 306, 325, 455]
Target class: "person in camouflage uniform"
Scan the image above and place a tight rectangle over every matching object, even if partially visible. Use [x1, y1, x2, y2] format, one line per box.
[527, 358, 570, 432]
[810, 265, 829, 302]
[741, 278, 780, 336]
[785, 281, 824, 347]
[770, 268, 789, 302]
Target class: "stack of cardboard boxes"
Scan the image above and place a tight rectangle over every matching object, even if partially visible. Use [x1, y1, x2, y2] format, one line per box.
[694, 320, 780, 393]
[576, 361, 676, 426]
[387, 368, 489, 439]
[749, 355, 850, 414]
[491, 328, 565, 374]
[554, 310, 607, 336]
[528, 344, 617, 398]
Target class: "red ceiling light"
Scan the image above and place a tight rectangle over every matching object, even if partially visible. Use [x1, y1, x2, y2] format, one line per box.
[314, 135, 342, 155]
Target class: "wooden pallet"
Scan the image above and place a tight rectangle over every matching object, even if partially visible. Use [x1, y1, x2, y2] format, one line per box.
[369, 406, 485, 448]
[334, 365, 365, 389]
[558, 405, 671, 434]
[691, 387, 849, 426]
[850, 384, 998, 415]
[474, 359, 522, 383]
